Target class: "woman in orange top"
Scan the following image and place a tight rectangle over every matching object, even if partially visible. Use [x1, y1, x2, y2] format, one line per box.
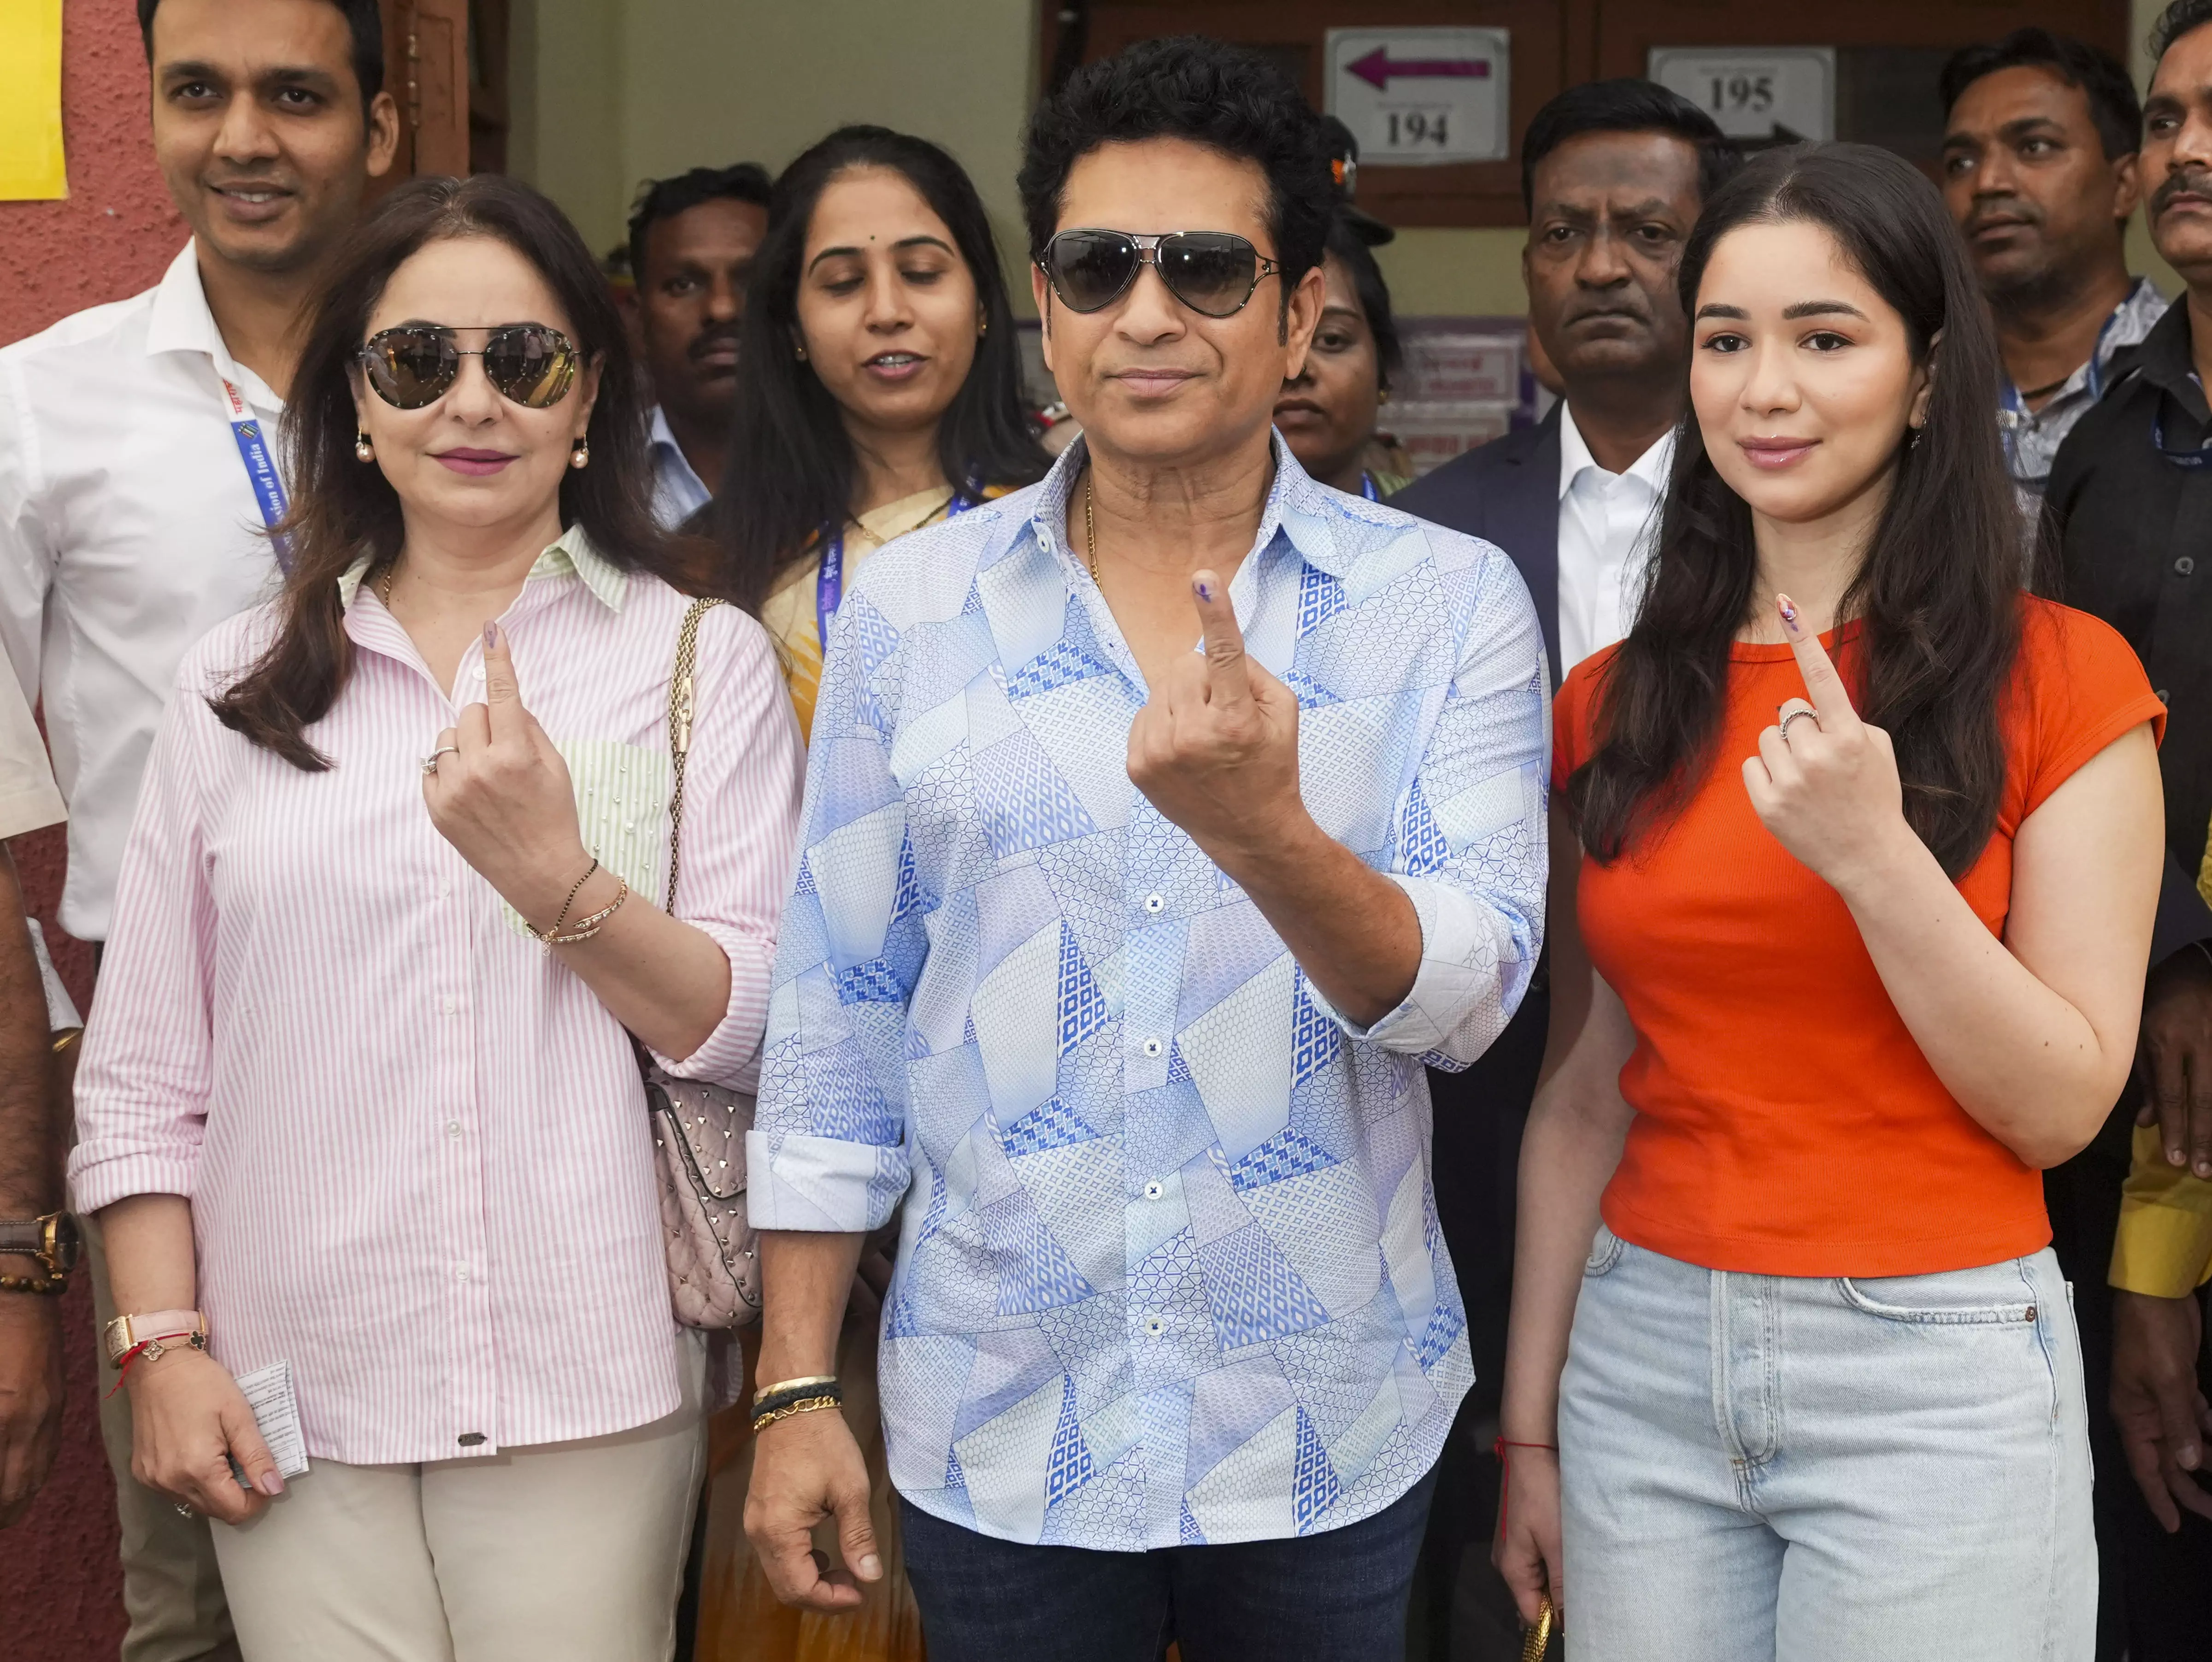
[1494, 143, 2165, 1661]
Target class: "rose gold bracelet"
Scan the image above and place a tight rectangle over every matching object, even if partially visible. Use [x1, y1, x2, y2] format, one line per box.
[548, 877, 629, 945]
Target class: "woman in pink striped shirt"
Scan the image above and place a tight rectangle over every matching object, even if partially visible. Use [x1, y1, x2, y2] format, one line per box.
[70, 176, 803, 1661]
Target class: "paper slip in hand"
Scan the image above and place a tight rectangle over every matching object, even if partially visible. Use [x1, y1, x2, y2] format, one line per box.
[229, 1360, 309, 1481]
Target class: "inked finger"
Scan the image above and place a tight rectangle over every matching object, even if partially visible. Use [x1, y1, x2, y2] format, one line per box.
[1190, 571, 1251, 709]
[1776, 594, 1861, 730]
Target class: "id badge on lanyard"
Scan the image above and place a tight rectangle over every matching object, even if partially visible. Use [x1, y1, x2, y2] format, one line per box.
[815, 493, 979, 649]
[219, 375, 293, 571]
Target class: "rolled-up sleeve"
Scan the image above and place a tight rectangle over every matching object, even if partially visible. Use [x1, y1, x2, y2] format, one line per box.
[67, 659, 219, 1213]
[1329, 541, 1549, 1069]
[747, 589, 915, 1233]
[647, 605, 806, 1089]
[2111, 1124, 2212, 1297]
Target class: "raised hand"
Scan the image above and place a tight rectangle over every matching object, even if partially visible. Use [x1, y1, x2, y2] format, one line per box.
[422, 621, 592, 928]
[1126, 571, 1305, 865]
[1741, 594, 1911, 890]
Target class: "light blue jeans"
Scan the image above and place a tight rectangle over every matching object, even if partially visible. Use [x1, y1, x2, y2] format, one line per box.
[1557, 1224, 2094, 1661]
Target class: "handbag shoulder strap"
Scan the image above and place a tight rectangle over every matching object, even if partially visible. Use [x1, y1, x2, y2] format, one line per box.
[664, 596, 724, 914]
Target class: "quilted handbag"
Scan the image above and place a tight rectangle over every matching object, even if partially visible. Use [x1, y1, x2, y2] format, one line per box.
[643, 596, 761, 1329]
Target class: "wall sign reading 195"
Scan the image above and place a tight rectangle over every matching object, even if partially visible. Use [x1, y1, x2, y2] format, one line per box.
[1647, 46, 1835, 142]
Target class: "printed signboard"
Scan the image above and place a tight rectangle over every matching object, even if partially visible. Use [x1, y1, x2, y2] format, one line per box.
[1648, 46, 1836, 143]
[1325, 28, 1512, 165]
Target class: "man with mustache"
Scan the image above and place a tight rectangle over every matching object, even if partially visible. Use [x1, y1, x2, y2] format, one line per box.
[624, 163, 773, 529]
[2043, 4, 2212, 1655]
[1939, 29, 2164, 501]
[1388, 85, 1736, 1644]
[0, 0, 394, 1652]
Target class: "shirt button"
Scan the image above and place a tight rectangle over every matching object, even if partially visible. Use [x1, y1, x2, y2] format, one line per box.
[455, 1265, 471, 1282]
[1142, 1179, 1165, 1200]
[1141, 1037, 1163, 1058]
[442, 997, 457, 1015]
[1143, 892, 1165, 914]
[2176, 556, 2195, 576]
[446, 1120, 463, 1138]
[1142, 1315, 1165, 1337]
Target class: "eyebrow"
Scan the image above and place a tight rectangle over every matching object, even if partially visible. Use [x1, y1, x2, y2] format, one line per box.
[161, 60, 342, 90]
[806, 234, 957, 273]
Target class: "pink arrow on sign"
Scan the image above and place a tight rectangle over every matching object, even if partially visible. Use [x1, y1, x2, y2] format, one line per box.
[1346, 46, 1492, 90]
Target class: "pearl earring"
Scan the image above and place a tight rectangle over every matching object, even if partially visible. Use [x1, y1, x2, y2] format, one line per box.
[570, 437, 590, 469]
[794, 341, 808, 361]
[354, 430, 374, 462]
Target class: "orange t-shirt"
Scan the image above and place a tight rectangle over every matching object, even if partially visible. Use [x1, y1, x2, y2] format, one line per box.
[1552, 598, 2165, 1277]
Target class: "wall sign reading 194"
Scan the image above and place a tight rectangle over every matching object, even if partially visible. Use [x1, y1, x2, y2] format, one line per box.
[1325, 27, 1512, 165]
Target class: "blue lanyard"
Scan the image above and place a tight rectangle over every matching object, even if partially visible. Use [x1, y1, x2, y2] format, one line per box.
[2151, 402, 2212, 468]
[1360, 473, 1380, 501]
[816, 492, 978, 649]
[219, 375, 292, 571]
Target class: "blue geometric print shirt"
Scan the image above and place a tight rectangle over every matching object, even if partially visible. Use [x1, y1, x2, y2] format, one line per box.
[749, 436, 1549, 1550]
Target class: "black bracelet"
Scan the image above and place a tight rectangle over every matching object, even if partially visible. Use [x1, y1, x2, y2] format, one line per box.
[751, 1379, 844, 1422]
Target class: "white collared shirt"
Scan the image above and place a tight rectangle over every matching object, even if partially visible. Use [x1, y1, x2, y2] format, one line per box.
[0, 242, 285, 941]
[1555, 403, 1674, 673]
[647, 404, 714, 531]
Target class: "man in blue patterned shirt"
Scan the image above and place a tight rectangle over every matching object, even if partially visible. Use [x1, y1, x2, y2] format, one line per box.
[743, 38, 1549, 1660]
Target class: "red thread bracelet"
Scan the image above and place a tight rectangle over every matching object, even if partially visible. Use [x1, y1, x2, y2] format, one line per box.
[105, 1333, 202, 1398]
[1494, 1438, 1559, 1537]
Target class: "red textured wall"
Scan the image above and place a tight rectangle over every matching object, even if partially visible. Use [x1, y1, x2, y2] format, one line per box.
[1, 0, 182, 1652]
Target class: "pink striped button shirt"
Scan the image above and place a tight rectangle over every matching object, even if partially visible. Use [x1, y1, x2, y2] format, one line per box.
[70, 529, 803, 1466]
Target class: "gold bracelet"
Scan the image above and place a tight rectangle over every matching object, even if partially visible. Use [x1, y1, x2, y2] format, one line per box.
[753, 1374, 839, 1408]
[548, 877, 628, 945]
[51, 1027, 82, 1055]
[533, 858, 600, 951]
[751, 1395, 843, 1433]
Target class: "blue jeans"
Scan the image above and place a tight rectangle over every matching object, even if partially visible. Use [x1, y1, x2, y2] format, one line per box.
[896, 1467, 1437, 1662]
[1559, 1224, 2095, 1661]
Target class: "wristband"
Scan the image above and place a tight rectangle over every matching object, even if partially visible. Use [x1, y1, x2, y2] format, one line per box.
[752, 1373, 838, 1409]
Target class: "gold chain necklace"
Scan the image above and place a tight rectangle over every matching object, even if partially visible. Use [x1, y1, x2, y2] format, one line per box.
[1082, 471, 1100, 584]
[378, 562, 398, 609]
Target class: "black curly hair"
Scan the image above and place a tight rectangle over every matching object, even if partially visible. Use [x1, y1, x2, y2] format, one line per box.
[2153, 0, 2212, 59]
[1017, 35, 1335, 303]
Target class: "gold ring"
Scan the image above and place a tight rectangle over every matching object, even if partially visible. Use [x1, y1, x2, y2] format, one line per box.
[421, 745, 460, 775]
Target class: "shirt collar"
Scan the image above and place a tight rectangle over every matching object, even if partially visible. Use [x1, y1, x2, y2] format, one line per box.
[338, 522, 629, 612]
[647, 403, 683, 456]
[143, 240, 284, 409]
[1027, 427, 1358, 582]
[1557, 401, 1675, 500]
[2131, 298, 2210, 424]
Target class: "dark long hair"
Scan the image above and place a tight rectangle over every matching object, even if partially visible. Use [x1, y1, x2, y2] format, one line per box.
[1570, 143, 2025, 878]
[211, 174, 687, 770]
[714, 126, 1049, 614]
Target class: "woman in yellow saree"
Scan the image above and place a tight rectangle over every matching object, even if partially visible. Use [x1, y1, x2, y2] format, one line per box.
[699, 124, 1049, 1662]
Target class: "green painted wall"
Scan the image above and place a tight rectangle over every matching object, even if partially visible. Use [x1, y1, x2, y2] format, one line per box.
[510, 0, 2178, 314]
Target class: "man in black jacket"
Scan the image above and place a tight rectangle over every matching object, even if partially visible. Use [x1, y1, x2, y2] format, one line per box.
[1389, 80, 1736, 1656]
[2040, 3, 2212, 1654]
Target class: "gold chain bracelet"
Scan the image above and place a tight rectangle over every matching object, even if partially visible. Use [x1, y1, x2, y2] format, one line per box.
[751, 1394, 843, 1434]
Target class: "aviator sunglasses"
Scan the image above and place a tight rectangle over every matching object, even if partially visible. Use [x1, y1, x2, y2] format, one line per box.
[357, 323, 581, 410]
[1039, 229, 1282, 318]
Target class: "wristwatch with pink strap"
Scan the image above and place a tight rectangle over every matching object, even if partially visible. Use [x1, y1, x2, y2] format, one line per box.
[103, 1309, 208, 1368]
